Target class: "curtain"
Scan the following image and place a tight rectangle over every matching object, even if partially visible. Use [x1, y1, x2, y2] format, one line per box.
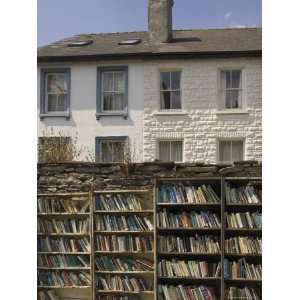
[46, 74, 67, 112]
[171, 141, 183, 162]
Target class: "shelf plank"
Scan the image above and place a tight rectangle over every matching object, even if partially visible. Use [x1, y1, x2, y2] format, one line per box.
[37, 233, 90, 236]
[37, 252, 90, 255]
[225, 278, 262, 283]
[157, 227, 221, 234]
[38, 192, 89, 197]
[95, 270, 154, 275]
[37, 286, 91, 289]
[94, 251, 153, 255]
[38, 213, 90, 216]
[37, 267, 91, 270]
[158, 252, 220, 258]
[225, 253, 262, 258]
[158, 276, 221, 284]
[226, 203, 261, 207]
[94, 230, 154, 235]
[94, 190, 152, 194]
[157, 203, 220, 207]
[94, 210, 153, 214]
[96, 290, 154, 295]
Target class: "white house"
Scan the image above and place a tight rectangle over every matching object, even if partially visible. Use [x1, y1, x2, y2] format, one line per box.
[37, 0, 262, 164]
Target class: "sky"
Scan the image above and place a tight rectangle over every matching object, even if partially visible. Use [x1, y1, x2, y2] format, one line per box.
[38, 0, 262, 46]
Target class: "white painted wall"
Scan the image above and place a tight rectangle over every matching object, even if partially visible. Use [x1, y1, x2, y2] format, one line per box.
[37, 60, 144, 162]
[143, 57, 262, 163]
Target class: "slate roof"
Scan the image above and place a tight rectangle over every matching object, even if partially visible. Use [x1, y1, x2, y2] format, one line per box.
[38, 28, 262, 62]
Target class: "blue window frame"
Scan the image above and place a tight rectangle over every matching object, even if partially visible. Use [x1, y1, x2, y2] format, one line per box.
[96, 66, 128, 119]
[40, 68, 71, 119]
[95, 136, 128, 162]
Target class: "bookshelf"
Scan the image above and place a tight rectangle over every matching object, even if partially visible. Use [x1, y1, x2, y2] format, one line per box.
[93, 190, 155, 300]
[37, 192, 92, 300]
[223, 177, 262, 300]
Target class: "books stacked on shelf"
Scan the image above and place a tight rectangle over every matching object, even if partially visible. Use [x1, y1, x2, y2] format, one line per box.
[159, 184, 220, 204]
[226, 286, 260, 300]
[95, 235, 154, 252]
[38, 270, 91, 286]
[158, 285, 217, 300]
[38, 198, 90, 213]
[226, 212, 262, 229]
[95, 215, 153, 231]
[96, 297, 139, 300]
[37, 219, 89, 234]
[38, 290, 60, 300]
[224, 258, 262, 280]
[158, 235, 220, 254]
[95, 256, 154, 272]
[96, 275, 152, 292]
[38, 237, 90, 253]
[38, 254, 90, 268]
[158, 259, 221, 278]
[225, 183, 261, 204]
[225, 237, 262, 255]
[157, 210, 221, 229]
[95, 194, 143, 211]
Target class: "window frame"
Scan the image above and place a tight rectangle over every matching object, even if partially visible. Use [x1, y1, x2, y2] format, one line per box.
[217, 138, 245, 163]
[96, 66, 129, 119]
[157, 139, 184, 162]
[40, 68, 71, 119]
[159, 70, 182, 111]
[95, 136, 128, 163]
[218, 68, 245, 111]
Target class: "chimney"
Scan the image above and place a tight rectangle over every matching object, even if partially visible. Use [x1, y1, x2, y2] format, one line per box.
[148, 0, 174, 43]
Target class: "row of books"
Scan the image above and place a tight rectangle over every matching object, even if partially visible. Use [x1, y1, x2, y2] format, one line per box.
[37, 219, 89, 234]
[225, 183, 261, 204]
[95, 235, 154, 252]
[95, 194, 143, 211]
[225, 237, 262, 255]
[38, 237, 90, 253]
[159, 184, 220, 204]
[224, 258, 262, 280]
[96, 275, 152, 292]
[158, 284, 216, 300]
[95, 256, 153, 272]
[158, 235, 220, 254]
[226, 287, 260, 300]
[94, 215, 153, 232]
[158, 259, 221, 278]
[38, 290, 59, 300]
[157, 210, 221, 229]
[37, 254, 90, 268]
[38, 198, 89, 214]
[37, 270, 91, 286]
[226, 212, 262, 229]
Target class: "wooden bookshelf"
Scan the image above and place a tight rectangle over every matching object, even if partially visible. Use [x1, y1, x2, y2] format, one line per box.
[37, 192, 92, 300]
[93, 190, 155, 300]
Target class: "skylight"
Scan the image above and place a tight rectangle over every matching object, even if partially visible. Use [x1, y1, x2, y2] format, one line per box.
[67, 40, 93, 47]
[118, 39, 141, 45]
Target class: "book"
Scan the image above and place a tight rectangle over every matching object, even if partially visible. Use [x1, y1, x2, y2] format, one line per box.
[226, 286, 260, 300]
[225, 183, 261, 204]
[226, 212, 262, 229]
[224, 258, 262, 279]
[38, 254, 90, 268]
[95, 194, 143, 211]
[225, 237, 262, 255]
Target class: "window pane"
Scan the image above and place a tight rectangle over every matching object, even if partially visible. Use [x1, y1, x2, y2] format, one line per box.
[160, 72, 171, 90]
[160, 91, 171, 109]
[103, 72, 114, 91]
[221, 71, 227, 90]
[231, 90, 241, 108]
[102, 142, 113, 162]
[112, 141, 125, 162]
[171, 141, 183, 162]
[225, 71, 231, 89]
[225, 91, 232, 109]
[232, 141, 244, 161]
[171, 72, 181, 90]
[159, 141, 170, 161]
[112, 93, 124, 111]
[47, 94, 66, 112]
[114, 72, 125, 92]
[232, 70, 241, 88]
[219, 141, 231, 162]
[103, 92, 114, 111]
[171, 91, 182, 109]
[47, 74, 67, 93]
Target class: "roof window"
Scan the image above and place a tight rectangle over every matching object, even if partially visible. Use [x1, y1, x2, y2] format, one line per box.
[118, 39, 141, 45]
[67, 40, 93, 47]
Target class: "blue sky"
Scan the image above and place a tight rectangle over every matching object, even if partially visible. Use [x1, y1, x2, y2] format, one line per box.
[38, 0, 261, 46]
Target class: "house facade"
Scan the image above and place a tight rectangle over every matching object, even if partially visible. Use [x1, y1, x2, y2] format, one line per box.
[37, 0, 262, 164]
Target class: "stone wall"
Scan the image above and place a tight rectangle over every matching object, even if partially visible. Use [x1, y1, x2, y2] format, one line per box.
[37, 161, 262, 193]
[143, 57, 262, 163]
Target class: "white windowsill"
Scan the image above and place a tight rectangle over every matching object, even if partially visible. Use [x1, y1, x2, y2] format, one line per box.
[152, 110, 188, 116]
[216, 109, 249, 115]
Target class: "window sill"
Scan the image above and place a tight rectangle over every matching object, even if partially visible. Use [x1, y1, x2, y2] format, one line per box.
[152, 110, 187, 116]
[96, 112, 128, 120]
[40, 112, 70, 120]
[216, 109, 249, 115]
